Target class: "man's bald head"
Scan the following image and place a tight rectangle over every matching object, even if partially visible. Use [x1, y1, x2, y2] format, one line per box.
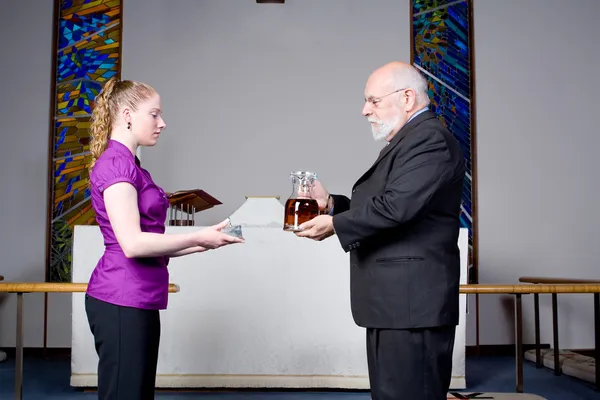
[362, 62, 431, 142]
[367, 62, 430, 108]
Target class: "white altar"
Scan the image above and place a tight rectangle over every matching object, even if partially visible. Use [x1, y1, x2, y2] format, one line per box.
[71, 197, 468, 389]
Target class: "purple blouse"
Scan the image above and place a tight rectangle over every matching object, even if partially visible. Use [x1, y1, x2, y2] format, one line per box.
[86, 140, 170, 310]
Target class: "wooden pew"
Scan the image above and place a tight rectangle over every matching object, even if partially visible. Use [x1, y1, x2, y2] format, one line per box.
[2, 282, 600, 398]
[519, 276, 600, 389]
[460, 283, 600, 393]
[0, 282, 180, 400]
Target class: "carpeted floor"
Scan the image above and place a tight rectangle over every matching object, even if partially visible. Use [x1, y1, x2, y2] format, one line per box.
[1, 355, 600, 399]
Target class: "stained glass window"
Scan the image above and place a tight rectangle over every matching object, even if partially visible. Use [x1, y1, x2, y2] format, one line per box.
[47, 0, 122, 282]
[411, 0, 477, 281]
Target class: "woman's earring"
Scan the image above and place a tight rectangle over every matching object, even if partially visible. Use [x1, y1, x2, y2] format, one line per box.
[127, 122, 131, 130]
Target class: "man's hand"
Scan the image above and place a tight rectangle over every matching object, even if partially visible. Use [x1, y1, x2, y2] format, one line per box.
[294, 215, 335, 241]
[311, 180, 331, 212]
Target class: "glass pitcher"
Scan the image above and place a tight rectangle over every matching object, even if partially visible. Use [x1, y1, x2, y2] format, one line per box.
[283, 171, 319, 231]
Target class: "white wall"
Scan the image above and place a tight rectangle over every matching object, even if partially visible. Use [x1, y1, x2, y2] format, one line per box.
[1, 0, 599, 352]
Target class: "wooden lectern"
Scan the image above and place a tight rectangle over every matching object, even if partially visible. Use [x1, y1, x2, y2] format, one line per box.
[167, 189, 222, 226]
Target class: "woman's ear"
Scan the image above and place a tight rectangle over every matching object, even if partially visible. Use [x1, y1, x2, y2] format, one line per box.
[121, 107, 132, 124]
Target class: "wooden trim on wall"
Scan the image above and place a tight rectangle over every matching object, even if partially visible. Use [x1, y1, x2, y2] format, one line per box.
[118, 0, 125, 80]
[43, 0, 61, 356]
[408, 1, 414, 64]
[466, 0, 479, 285]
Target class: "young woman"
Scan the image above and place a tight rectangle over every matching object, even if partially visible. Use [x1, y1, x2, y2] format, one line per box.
[85, 77, 243, 399]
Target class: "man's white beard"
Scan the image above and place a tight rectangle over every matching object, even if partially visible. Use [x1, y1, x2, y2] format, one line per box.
[369, 116, 399, 141]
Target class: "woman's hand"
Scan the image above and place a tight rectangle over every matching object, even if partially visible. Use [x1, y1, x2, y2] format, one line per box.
[195, 219, 244, 249]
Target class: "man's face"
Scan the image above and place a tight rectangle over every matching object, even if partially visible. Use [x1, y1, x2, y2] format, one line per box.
[362, 78, 407, 142]
[362, 75, 407, 141]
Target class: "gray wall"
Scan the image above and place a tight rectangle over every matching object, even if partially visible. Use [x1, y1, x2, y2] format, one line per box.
[1, 0, 599, 352]
[473, 0, 600, 345]
[125, 0, 403, 222]
[0, 0, 55, 347]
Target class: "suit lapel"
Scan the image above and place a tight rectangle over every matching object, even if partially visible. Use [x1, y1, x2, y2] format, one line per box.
[352, 110, 437, 189]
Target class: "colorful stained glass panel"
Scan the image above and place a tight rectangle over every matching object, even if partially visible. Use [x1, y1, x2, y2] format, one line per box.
[56, 80, 104, 116]
[54, 117, 92, 158]
[425, 76, 473, 228]
[413, 2, 470, 98]
[413, 0, 457, 14]
[47, 0, 122, 282]
[53, 153, 92, 219]
[411, 0, 476, 280]
[56, 26, 120, 84]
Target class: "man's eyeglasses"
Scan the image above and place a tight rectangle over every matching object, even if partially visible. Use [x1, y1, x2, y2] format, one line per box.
[365, 88, 408, 108]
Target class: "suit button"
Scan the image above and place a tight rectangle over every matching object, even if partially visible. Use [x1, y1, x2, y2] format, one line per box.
[351, 264, 357, 268]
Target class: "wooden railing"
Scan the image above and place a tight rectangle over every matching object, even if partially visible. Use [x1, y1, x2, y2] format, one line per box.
[462, 283, 600, 294]
[0, 282, 180, 400]
[519, 276, 600, 391]
[519, 277, 600, 285]
[0, 282, 179, 293]
[1, 282, 599, 398]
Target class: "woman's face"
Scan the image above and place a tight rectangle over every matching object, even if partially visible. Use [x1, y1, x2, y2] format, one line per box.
[130, 92, 166, 146]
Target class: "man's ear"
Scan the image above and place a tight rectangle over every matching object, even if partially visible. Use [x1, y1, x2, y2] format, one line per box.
[405, 88, 417, 110]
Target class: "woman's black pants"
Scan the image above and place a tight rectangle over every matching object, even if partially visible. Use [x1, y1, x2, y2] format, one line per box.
[85, 294, 161, 399]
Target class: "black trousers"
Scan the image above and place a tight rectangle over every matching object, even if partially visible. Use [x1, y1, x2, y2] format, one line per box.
[85, 295, 161, 400]
[366, 326, 456, 400]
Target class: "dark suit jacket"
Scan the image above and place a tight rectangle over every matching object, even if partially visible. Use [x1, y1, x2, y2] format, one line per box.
[331, 110, 465, 330]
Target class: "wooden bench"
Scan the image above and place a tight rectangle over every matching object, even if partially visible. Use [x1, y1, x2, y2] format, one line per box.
[0, 282, 180, 400]
[519, 276, 600, 390]
[2, 282, 599, 398]
[460, 283, 600, 393]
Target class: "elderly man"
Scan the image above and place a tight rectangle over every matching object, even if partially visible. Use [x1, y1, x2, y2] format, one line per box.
[296, 61, 465, 399]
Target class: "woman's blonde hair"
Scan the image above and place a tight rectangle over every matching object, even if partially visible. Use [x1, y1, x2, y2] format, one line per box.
[88, 77, 156, 173]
